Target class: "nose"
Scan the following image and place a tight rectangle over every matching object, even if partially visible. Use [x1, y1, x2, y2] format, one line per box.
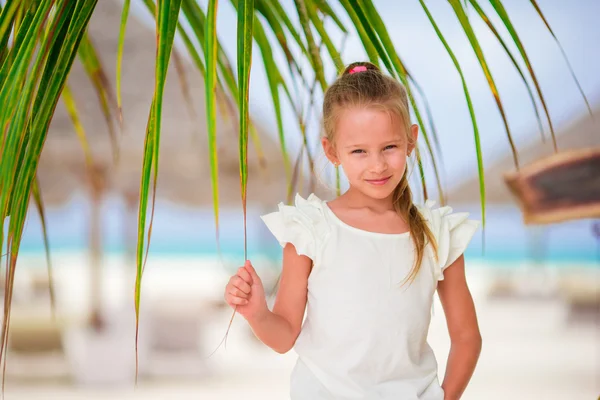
[371, 153, 387, 174]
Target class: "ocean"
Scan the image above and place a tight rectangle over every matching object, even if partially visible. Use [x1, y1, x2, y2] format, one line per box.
[13, 194, 600, 266]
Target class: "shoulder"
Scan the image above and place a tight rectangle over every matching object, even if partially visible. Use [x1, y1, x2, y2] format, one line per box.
[416, 200, 480, 280]
[271, 193, 328, 231]
[415, 199, 478, 233]
[260, 193, 331, 259]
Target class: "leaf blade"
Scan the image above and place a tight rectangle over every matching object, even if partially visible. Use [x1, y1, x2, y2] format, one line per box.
[238, 0, 254, 259]
[116, 0, 130, 125]
[529, 0, 592, 116]
[420, 0, 485, 227]
[449, 0, 519, 169]
[205, 0, 220, 250]
[133, 0, 183, 381]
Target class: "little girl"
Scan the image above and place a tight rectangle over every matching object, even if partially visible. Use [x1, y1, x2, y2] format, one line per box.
[224, 62, 482, 400]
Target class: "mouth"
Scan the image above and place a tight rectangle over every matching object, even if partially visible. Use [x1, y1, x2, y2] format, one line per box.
[365, 176, 392, 186]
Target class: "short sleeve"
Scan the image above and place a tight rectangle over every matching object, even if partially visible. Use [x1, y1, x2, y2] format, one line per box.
[260, 193, 329, 261]
[418, 200, 480, 281]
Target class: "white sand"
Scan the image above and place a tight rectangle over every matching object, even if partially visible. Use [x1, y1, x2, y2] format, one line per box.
[3, 253, 599, 399]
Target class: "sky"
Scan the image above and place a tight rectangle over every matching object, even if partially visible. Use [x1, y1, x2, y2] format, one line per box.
[129, 0, 600, 196]
[6, 0, 599, 258]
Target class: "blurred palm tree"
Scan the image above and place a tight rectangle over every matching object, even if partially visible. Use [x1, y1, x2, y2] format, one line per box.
[0, 0, 596, 378]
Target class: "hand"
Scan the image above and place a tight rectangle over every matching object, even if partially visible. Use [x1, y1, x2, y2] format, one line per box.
[224, 260, 268, 321]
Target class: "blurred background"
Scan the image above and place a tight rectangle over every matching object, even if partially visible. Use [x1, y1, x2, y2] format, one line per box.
[4, 0, 599, 399]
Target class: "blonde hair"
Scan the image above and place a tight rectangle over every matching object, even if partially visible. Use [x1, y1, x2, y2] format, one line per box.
[322, 61, 438, 285]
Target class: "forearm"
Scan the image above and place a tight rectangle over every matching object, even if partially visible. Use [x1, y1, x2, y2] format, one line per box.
[246, 309, 298, 354]
[441, 336, 482, 400]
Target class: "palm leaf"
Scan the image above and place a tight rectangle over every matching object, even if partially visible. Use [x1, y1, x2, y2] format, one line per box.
[61, 84, 94, 167]
[305, 0, 343, 71]
[415, 147, 428, 203]
[406, 75, 443, 165]
[253, 1, 319, 177]
[313, 0, 348, 34]
[143, 0, 237, 138]
[0, 3, 49, 142]
[205, 0, 220, 252]
[77, 33, 119, 160]
[255, 0, 310, 103]
[181, 0, 267, 236]
[220, 0, 256, 352]
[172, 49, 199, 127]
[449, 0, 519, 169]
[1, 1, 98, 388]
[339, 0, 392, 71]
[238, 0, 254, 259]
[420, 0, 485, 227]
[529, 0, 592, 116]
[255, 0, 307, 69]
[468, 0, 546, 144]
[286, 144, 305, 204]
[248, 6, 291, 181]
[0, 0, 18, 69]
[294, 0, 326, 91]
[259, 0, 309, 59]
[1, 0, 56, 220]
[116, 0, 130, 125]
[134, 0, 182, 381]
[485, 0, 556, 151]
[31, 177, 55, 319]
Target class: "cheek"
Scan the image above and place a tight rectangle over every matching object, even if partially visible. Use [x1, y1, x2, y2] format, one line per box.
[338, 155, 366, 177]
[387, 152, 407, 171]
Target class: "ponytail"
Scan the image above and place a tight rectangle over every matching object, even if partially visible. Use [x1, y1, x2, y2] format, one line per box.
[393, 171, 437, 286]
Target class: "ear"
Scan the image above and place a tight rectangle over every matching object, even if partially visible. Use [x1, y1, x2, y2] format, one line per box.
[321, 137, 339, 165]
[407, 124, 419, 154]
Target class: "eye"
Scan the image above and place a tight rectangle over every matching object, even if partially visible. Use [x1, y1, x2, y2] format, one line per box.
[351, 149, 365, 154]
[384, 144, 397, 150]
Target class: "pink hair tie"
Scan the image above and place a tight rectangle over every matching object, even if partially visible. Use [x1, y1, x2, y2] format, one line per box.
[349, 65, 367, 74]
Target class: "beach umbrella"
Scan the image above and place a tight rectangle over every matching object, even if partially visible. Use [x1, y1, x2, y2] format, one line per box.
[36, 0, 330, 209]
[33, 0, 307, 332]
[447, 109, 599, 222]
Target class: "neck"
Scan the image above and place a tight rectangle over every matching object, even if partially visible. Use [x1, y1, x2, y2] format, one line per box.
[343, 187, 395, 211]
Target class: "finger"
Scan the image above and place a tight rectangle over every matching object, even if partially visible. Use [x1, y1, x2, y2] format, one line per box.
[233, 276, 252, 294]
[229, 287, 249, 299]
[244, 260, 260, 281]
[237, 267, 253, 286]
[227, 295, 248, 306]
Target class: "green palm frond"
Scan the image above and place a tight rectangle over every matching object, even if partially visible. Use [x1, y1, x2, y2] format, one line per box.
[133, 0, 182, 381]
[420, 0, 485, 228]
[529, 0, 592, 116]
[116, 0, 130, 124]
[78, 32, 119, 159]
[0, 0, 98, 386]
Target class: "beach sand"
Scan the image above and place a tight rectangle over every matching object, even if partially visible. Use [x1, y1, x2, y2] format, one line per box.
[3, 253, 599, 399]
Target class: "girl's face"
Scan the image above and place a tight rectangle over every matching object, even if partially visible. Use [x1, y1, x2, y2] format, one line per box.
[323, 107, 418, 201]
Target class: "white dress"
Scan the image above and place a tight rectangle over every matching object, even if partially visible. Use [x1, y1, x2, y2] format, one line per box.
[261, 193, 480, 400]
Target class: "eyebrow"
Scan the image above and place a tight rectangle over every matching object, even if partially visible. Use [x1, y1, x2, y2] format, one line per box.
[344, 139, 403, 149]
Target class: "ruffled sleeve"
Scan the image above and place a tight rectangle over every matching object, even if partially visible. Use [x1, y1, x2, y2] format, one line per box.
[417, 200, 480, 281]
[260, 193, 330, 261]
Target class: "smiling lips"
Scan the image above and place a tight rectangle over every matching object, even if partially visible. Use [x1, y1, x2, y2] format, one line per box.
[365, 176, 391, 186]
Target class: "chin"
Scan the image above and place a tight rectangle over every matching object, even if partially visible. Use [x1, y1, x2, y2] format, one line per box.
[357, 183, 397, 200]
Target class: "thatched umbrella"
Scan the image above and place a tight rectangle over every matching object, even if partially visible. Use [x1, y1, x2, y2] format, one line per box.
[446, 109, 599, 302]
[35, 0, 298, 332]
[447, 109, 599, 206]
[38, 0, 290, 207]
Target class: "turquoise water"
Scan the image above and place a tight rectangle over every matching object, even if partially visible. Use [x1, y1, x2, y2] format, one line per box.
[14, 196, 600, 265]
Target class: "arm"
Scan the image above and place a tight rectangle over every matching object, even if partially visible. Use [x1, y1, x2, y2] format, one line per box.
[436, 254, 482, 400]
[225, 243, 311, 354]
